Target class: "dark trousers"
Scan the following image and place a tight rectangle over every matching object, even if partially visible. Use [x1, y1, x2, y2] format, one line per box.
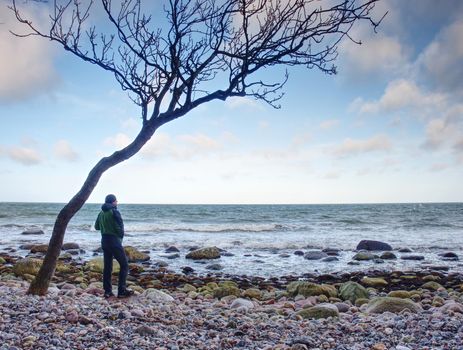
[101, 235, 128, 294]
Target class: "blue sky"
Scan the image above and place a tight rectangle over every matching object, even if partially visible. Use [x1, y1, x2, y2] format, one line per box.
[0, 0, 462, 204]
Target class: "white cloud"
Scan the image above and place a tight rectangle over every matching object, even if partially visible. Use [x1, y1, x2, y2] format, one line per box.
[54, 139, 79, 162]
[338, 21, 409, 77]
[417, 20, 463, 93]
[331, 135, 392, 158]
[104, 133, 132, 149]
[225, 96, 263, 110]
[0, 5, 58, 102]
[8, 146, 42, 165]
[353, 79, 446, 115]
[429, 163, 450, 172]
[105, 132, 226, 161]
[319, 119, 339, 130]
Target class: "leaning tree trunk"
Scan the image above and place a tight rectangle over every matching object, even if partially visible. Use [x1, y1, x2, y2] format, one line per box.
[28, 121, 160, 295]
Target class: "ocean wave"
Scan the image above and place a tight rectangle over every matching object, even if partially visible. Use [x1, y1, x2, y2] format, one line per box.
[124, 223, 294, 234]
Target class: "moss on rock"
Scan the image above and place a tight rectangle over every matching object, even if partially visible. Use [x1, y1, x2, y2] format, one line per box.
[287, 281, 337, 298]
[339, 281, 368, 303]
[13, 258, 42, 277]
[124, 246, 150, 262]
[366, 297, 422, 314]
[297, 303, 339, 319]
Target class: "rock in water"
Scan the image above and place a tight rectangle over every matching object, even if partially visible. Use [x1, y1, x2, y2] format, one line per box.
[303, 251, 328, 260]
[186, 247, 221, 260]
[124, 246, 150, 262]
[366, 297, 422, 314]
[356, 240, 392, 251]
[30, 244, 49, 254]
[352, 252, 377, 261]
[21, 229, 45, 235]
[62, 243, 80, 250]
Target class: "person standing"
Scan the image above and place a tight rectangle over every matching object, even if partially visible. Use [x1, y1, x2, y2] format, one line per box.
[94, 194, 133, 298]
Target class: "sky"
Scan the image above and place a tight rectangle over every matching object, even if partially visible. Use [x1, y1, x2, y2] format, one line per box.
[0, 0, 462, 205]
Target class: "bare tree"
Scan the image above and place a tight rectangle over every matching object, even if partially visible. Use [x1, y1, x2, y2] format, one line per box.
[11, 0, 383, 295]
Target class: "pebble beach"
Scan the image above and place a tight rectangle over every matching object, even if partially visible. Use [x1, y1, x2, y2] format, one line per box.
[1, 241, 463, 350]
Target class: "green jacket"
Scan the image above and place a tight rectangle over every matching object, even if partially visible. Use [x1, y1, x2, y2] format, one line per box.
[94, 203, 124, 240]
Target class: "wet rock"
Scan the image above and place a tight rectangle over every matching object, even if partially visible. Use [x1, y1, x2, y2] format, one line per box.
[356, 240, 392, 251]
[186, 247, 221, 260]
[221, 251, 235, 257]
[401, 255, 425, 260]
[339, 281, 368, 303]
[321, 256, 339, 262]
[21, 229, 44, 235]
[206, 263, 223, 270]
[303, 251, 328, 260]
[182, 266, 194, 274]
[438, 252, 459, 260]
[62, 243, 80, 250]
[294, 250, 304, 256]
[297, 303, 339, 319]
[366, 297, 422, 314]
[279, 253, 291, 258]
[124, 246, 150, 262]
[162, 253, 180, 259]
[398, 248, 413, 253]
[165, 246, 180, 253]
[30, 244, 48, 254]
[380, 251, 397, 260]
[19, 244, 35, 250]
[352, 252, 377, 261]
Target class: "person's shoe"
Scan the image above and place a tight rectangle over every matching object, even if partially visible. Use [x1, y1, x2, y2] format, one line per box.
[104, 292, 115, 299]
[117, 289, 134, 298]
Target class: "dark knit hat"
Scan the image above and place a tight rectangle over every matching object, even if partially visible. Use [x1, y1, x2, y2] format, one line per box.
[105, 194, 117, 203]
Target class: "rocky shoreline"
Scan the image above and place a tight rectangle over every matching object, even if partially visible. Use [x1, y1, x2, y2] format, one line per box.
[1, 242, 463, 349]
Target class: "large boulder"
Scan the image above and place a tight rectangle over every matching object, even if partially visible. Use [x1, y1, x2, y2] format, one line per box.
[287, 281, 337, 298]
[124, 246, 150, 262]
[366, 297, 422, 314]
[297, 303, 339, 319]
[356, 240, 392, 251]
[339, 281, 368, 303]
[186, 247, 221, 260]
[13, 258, 42, 277]
[86, 257, 120, 274]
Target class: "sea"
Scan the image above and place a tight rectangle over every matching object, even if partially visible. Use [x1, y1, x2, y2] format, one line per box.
[0, 202, 462, 277]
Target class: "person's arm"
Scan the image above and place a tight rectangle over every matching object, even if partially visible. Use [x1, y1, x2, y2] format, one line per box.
[94, 213, 101, 231]
[112, 209, 124, 237]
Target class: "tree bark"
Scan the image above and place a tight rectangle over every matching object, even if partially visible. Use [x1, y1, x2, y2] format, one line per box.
[28, 121, 160, 295]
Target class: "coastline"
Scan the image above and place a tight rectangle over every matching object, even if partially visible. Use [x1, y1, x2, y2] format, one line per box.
[1, 243, 463, 349]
